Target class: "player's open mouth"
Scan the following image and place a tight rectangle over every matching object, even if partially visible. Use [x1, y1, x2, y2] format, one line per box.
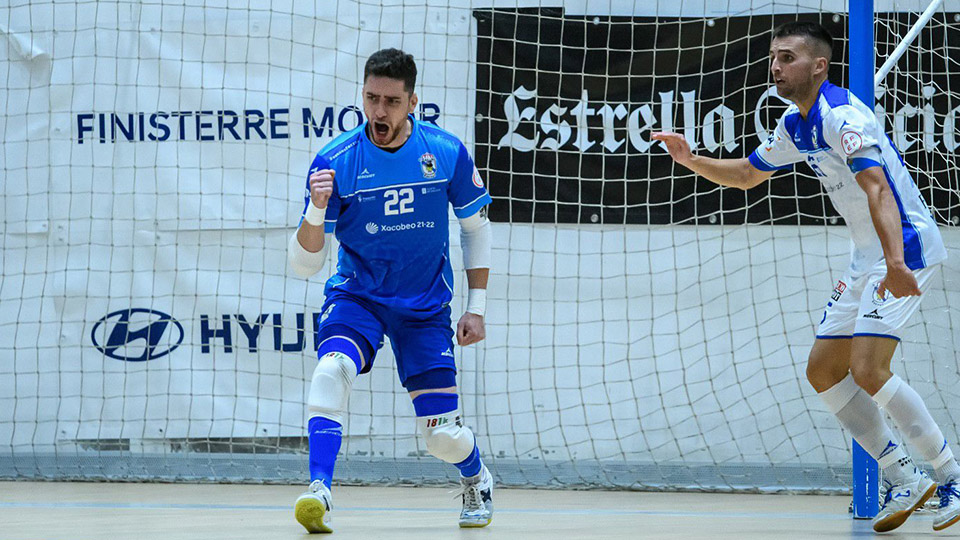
[373, 122, 389, 137]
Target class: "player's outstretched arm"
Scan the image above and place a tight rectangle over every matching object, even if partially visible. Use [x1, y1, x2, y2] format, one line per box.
[651, 132, 773, 190]
[456, 211, 491, 346]
[855, 166, 921, 299]
[288, 169, 334, 278]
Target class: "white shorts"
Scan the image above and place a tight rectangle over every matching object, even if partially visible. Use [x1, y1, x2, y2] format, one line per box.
[816, 262, 939, 341]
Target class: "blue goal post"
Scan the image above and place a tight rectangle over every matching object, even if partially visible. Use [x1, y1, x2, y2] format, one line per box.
[848, 0, 879, 518]
[848, 0, 946, 519]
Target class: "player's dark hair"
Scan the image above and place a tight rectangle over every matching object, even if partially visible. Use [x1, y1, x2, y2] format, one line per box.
[364, 48, 418, 93]
[772, 21, 833, 62]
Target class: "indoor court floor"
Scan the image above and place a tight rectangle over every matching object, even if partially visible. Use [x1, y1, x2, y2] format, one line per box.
[1, 481, 955, 539]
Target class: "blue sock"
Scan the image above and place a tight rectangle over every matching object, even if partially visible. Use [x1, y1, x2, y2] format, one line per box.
[308, 416, 342, 489]
[455, 443, 483, 478]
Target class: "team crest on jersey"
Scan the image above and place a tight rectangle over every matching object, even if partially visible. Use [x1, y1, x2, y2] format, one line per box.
[872, 282, 888, 305]
[841, 131, 863, 155]
[419, 153, 437, 179]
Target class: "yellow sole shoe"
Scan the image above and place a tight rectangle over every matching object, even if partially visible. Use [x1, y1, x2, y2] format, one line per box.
[295, 496, 333, 534]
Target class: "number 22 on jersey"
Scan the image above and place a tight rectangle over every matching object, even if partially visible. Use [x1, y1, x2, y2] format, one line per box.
[384, 188, 415, 215]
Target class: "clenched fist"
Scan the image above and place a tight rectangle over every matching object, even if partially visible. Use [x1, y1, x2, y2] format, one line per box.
[310, 169, 335, 208]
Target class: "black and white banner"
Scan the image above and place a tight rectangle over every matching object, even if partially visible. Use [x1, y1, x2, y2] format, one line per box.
[474, 8, 960, 225]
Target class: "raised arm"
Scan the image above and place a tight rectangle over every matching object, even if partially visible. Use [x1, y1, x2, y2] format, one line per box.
[288, 168, 335, 278]
[651, 132, 774, 190]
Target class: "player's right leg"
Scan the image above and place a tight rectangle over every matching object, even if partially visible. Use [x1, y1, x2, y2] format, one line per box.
[296, 296, 383, 534]
[390, 307, 492, 528]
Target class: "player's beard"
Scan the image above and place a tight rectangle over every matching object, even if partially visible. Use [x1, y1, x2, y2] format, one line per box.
[370, 117, 407, 148]
[774, 79, 792, 100]
[776, 73, 816, 104]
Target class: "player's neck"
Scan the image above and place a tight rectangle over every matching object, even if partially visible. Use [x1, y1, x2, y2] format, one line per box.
[794, 78, 828, 118]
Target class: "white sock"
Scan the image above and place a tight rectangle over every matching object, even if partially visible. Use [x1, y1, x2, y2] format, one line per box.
[873, 374, 960, 483]
[818, 373, 915, 484]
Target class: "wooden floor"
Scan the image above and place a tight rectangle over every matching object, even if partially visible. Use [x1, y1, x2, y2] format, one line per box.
[0, 481, 955, 539]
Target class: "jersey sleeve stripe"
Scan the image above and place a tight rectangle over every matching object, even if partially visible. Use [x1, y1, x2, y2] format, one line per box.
[453, 193, 490, 211]
[748, 150, 789, 172]
[453, 193, 493, 218]
[848, 157, 882, 174]
[879, 162, 925, 269]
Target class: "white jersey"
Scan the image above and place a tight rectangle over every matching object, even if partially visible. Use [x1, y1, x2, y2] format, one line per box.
[748, 80, 946, 276]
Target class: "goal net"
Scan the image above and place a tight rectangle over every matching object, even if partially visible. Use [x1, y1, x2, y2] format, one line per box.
[1, 0, 958, 492]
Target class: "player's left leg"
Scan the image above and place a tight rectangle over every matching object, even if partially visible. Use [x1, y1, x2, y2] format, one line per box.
[407, 378, 493, 528]
[389, 307, 492, 528]
[849, 336, 938, 532]
[848, 264, 960, 532]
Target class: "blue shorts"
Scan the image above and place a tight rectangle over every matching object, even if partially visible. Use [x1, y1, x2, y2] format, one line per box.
[315, 291, 456, 388]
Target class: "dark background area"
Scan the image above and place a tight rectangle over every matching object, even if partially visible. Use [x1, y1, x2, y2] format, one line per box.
[473, 8, 960, 226]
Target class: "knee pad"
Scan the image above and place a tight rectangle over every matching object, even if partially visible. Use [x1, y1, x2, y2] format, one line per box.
[415, 395, 475, 464]
[308, 351, 357, 424]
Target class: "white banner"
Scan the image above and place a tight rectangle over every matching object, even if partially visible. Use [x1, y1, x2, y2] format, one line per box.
[3, 1, 960, 482]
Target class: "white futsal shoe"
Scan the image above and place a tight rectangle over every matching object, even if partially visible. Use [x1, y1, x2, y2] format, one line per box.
[295, 479, 333, 534]
[934, 481, 960, 531]
[457, 465, 494, 528]
[873, 469, 937, 533]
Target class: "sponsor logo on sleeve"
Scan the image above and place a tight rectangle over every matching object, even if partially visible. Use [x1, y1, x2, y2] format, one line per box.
[472, 166, 485, 188]
[841, 131, 863, 155]
[763, 134, 776, 153]
[830, 280, 847, 302]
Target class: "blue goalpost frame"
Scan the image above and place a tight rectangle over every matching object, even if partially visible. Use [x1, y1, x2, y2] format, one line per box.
[849, 0, 881, 520]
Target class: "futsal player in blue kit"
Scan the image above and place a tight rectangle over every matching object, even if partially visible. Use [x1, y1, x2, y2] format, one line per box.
[654, 22, 960, 534]
[287, 48, 494, 533]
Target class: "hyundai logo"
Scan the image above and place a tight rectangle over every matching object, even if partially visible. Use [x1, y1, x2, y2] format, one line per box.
[91, 308, 184, 361]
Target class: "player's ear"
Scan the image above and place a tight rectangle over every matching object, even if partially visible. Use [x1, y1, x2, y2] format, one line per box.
[816, 57, 829, 77]
[409, 91, 418, 113]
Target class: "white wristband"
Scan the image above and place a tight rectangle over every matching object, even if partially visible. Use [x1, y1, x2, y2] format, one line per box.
[466, 289, 486, 317]
[303, 201, 326, 227]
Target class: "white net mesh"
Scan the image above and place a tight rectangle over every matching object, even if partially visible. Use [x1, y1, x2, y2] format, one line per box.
[1, 0, 958, 491]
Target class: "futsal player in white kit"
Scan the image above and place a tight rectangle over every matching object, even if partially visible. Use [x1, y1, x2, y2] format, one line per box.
[653, 22, 960, 533]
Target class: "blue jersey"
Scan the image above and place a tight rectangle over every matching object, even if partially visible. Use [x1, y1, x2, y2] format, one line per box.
[301, 114, 492, 313]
